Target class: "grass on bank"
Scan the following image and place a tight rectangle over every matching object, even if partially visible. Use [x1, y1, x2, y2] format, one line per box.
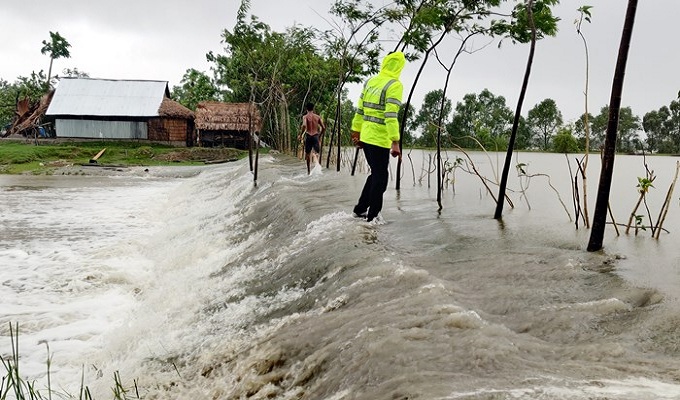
[0, 140, 250, 174]
[2, 323, 141, 400]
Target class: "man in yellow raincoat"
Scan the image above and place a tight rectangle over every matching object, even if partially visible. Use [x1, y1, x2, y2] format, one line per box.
[351, 51, 405, 222]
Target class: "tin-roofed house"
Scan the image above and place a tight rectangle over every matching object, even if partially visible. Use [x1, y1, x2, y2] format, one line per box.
[195, 102, 261, 149]
[46, 77, 194, 146]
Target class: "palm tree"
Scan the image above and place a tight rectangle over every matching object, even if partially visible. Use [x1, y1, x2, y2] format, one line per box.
[41, 31, 72, 87]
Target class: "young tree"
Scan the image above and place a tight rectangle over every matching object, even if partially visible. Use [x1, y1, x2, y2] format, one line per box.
[494, 0, 559, 220]
[526, 98, 563, 150]
[392, 0, 520, 189]
[588, 0, 639, 252]
[41, 31, 71, 87]
[575, 5, 593, 228]
[323, 0, 387, 170]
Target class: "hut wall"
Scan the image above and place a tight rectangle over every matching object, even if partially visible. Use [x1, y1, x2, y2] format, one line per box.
[55, 119, 147, 139]
[147, 118, 167, 141]
[166, 119, 190, 142]
[148, 118, 193, 146]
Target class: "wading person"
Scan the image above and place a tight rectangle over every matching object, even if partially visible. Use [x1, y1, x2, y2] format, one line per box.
[299, 103, 326, 174]
[351, 51, 405, 222]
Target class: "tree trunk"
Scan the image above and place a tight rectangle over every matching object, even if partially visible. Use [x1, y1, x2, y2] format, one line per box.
[395, 29, 449, 190]
[326, 78, 342, 169]
[494, 0, 536, 220]
[587, 0, 638, 252]
[47, 58, 54, 87]
[336, 90, 342, 171]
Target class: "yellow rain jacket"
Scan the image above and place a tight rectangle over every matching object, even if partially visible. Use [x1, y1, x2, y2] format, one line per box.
[351, 52, 406, 149]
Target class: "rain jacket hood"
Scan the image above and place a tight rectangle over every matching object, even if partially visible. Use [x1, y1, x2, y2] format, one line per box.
[380, 51, 406, 80]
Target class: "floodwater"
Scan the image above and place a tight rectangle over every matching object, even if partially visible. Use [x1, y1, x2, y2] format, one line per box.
[1, 150, 680, 399]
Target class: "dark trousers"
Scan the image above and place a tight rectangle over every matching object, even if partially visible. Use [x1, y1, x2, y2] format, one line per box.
[354, 143, 390, 220]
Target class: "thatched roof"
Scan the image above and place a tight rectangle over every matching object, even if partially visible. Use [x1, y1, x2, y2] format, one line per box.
[195, 102, 261, 132]
[159, 97, 194, 119]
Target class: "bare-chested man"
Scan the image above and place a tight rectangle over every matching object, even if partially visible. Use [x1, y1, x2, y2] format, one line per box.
[299, 103, 326, 174]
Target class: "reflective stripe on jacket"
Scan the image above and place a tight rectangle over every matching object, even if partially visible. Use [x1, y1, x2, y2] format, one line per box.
[351, 52, 406, 149]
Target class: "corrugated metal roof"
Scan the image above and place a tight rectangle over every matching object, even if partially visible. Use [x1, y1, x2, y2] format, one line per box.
[46, 78, 169, 117]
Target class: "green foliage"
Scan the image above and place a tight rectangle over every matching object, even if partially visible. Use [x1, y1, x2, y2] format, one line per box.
[552, 126, 580, 153]
[335, 98, 359, 146]
[171, 69, 222, 110]
[447, 89, 513, 149]
[643, 98, 680, 154]
[41, 31, 71, 85]
[636, 176, 654, 194]
[326, 0, 385, 81]
[527, 98, 563, 151]
[391, 0, 508, 58]
[577, 5, 593, 21]
[41, 31, 71, 60]
[413, 89, 452, 146]
[399, 104, 418, 146]
[492, 0, 560, 44]
[576, 5, 593, 34]
[208, 6, 339, 151]
[573, 112, 594, 150]
[0, 72, 51, 127]
[591, 105, 641, 153]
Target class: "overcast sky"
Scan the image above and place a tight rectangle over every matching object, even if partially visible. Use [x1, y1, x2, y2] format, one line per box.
[1, 1, 677, 124]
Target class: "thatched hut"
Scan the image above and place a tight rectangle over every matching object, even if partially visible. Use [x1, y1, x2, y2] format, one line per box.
[148, 98, 195, 146]
[195, 102, 261, 149]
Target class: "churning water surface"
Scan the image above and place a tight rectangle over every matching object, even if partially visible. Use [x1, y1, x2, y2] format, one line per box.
[2, 151, 680, 400]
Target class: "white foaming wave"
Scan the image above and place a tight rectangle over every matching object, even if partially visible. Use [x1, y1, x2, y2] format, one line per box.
[79, 163, 330, 395]
[309, 160, 323, 176]
[442, 376, 680, 399]
[284, 212, 350, 260]
[258, 154, 276, 164]
[440, 310, 486, 330]
[0, 178, 184, 389]
[545, 298, 632, 314]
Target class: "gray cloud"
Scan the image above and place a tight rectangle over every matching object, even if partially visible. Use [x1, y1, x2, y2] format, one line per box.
[1, 0, 676, 123]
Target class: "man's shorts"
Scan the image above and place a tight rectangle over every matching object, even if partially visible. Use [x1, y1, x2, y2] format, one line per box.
[305, 134, 320, 154]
